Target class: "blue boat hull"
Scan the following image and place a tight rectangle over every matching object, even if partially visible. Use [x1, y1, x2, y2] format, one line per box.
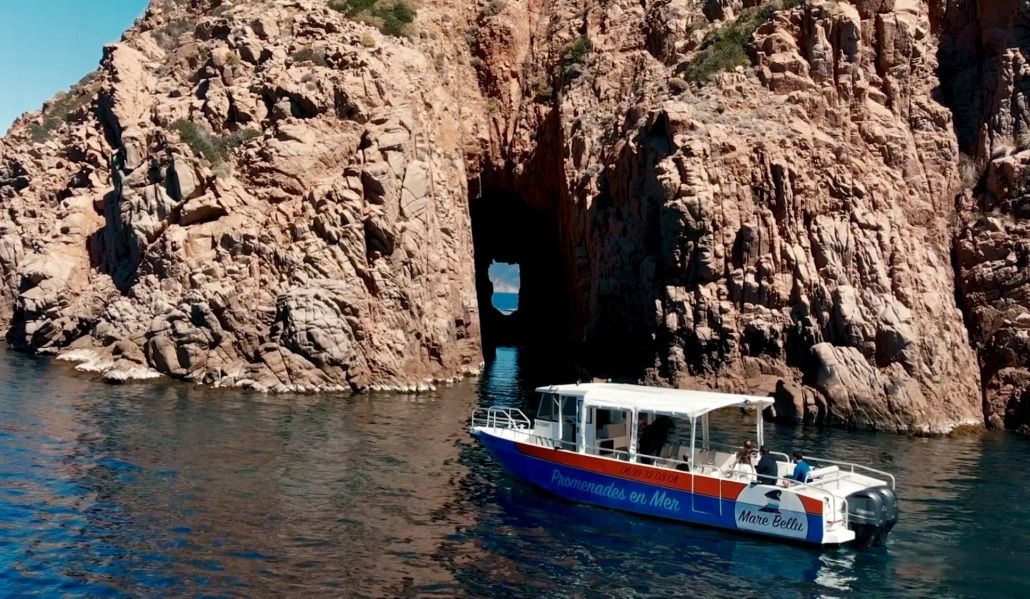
[476, 431, 827, 544]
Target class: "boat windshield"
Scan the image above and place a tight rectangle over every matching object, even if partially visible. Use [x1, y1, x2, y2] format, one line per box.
[536, 393, 559, 421]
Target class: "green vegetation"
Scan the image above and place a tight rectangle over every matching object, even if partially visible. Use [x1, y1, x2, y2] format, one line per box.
[564, 35, 592, 70]
[328, 0, 416, 37]
[171, 120, 260, 165]
[480, 0, 506, 18]
[557, 34, 593, 83]
[668, 77, 690, 93]
[291, 46, 328, 66]
[680, 0, 804, 85]
[524, 34, 593, 104]
[153, 18, 194, 50]
[28, 71, 101, 143]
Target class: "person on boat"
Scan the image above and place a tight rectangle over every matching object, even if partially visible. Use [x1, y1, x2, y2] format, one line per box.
[638, 415, 674, 464]
[755, 445, 778, 484]
[790, 450, 812, 483]
[735, 440, 756, 467]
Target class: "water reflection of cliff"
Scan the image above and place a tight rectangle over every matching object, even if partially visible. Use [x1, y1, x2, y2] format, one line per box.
[2, 348, 481, 596]
[148, 388, 478, 597]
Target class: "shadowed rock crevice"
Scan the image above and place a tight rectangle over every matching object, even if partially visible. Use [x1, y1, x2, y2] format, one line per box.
[471, 181, 569, 354]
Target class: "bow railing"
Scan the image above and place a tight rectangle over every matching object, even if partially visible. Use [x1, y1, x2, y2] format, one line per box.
[470, 406, 531, 431]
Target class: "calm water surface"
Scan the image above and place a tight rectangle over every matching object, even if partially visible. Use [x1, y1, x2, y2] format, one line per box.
[492, 292, 518, 315]
[1, 347, 1028, 598]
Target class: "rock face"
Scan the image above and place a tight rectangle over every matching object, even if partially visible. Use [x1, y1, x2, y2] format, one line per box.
[943, 0, 1030, 434]
[467, 0, 986, 433]
[1, 0, 1028, 433]
[0, 0, 481, 392]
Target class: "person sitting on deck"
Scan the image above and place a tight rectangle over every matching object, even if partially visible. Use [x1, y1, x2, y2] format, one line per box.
[638, 416, 674, 465]
[735, 440, 756, 467]
[790, 450, 812, 484]
[755, 446, 778, 484]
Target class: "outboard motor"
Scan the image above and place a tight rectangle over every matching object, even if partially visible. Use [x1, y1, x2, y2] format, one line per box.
[846, 486, 899, 547]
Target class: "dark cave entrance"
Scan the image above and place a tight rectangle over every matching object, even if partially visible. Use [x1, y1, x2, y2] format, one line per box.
[470, 185, 569, 355]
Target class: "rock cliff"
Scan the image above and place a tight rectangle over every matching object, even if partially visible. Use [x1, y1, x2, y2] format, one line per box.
[1, 0, 1028, 433]
[942, 0, 1030, 434]
[0, 0, 483, 392]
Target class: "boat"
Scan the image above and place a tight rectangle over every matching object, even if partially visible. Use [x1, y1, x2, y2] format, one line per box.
[469, 383, 898, 546]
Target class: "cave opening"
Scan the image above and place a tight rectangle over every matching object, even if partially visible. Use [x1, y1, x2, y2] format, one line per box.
[470, 184, 569, 357]
[488, 260, 520, 313]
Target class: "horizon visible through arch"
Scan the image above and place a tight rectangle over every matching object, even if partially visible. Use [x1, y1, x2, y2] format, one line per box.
[488, 261, 520, 314]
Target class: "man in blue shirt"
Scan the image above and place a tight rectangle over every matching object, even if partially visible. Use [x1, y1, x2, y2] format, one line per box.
[791, 450, 811, 483]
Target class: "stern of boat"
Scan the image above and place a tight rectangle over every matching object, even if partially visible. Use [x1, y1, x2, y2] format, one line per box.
[802, 461, 899, 547]
[845, 485, 899, 547]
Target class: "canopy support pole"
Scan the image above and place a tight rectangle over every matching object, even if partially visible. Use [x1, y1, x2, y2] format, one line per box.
[757, 407, 764, 447]
[629, 409, 638, 463]
[690, 416, 697, 473]
[557, 397, 563, 449]
[578, 398, 586, 453]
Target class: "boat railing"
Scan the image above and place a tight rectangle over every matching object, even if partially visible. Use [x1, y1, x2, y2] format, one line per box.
[589, 444, 634, 461]
[470, 406, 531, 431]
[704, 442, 894, 491]
[703, 441, 792, 463]
[804, 456, 896, 490]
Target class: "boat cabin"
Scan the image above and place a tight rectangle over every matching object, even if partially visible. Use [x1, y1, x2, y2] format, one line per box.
[533, 383, 772, 477]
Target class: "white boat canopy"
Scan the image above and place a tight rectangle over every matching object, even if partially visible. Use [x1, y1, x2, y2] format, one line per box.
[534, 383, 773, 420]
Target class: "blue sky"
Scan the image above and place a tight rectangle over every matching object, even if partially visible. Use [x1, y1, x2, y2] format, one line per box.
[0, 0, 148, 132]
[489, 261, 520, 294]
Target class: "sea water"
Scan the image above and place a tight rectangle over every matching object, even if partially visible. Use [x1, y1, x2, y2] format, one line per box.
[492, 291, 518, 315]
[1, 347, 1028, 598]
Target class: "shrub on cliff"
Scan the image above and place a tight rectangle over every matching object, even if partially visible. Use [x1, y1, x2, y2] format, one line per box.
[153, 18, 194, 50]
[28, 71, 101, 143]
[291, 46, 328, 66]
[171, 120, 259, 165]
[480, 0, 506, 18]
[681, 0, 804, 85]
[328, 0, 416, 37]
[565, 35, 592, 67]
[529, 35, 593, 102]
[561, 35, 593, 79]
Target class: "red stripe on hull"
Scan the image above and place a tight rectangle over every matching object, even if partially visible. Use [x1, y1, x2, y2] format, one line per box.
[516, 442, 824, 515]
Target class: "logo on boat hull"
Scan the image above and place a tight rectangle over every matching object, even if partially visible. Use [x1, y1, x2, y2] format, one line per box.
[734, 485, 808, 540]
[759, 489, 783, 514]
